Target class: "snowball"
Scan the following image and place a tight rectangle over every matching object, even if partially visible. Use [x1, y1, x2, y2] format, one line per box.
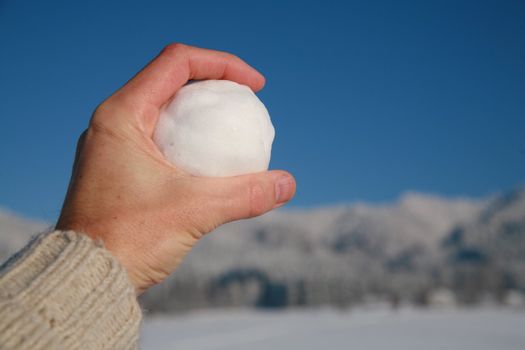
[153, 80, 275, 177]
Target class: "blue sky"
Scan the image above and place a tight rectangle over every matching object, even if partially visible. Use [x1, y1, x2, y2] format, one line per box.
[0, 0, 524, 220]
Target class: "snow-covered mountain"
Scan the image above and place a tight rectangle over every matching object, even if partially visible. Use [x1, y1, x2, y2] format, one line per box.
[441, 189, 525, 301]
[444, 189, 525, 261]
[1, 189, 523, 312]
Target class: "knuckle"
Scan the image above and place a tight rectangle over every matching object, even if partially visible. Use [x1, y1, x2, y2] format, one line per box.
[90, 99, 130, 129]
[92, 99, 120, 120]
[161, 42, 187, 56]
[248, 181, 268, 218]
[93, 101, 110, 117]
[90, 103, 107, 126]
[76, 129, 88, 149]
[218, 49, 241, 62]
[77, 129, 88, 143]
[91, 102, 113, 127]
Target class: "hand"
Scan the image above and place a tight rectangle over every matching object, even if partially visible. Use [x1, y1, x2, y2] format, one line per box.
[56, 43, 296, 294]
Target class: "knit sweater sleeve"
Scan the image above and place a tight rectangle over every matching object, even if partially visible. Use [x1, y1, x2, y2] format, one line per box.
[0, 230, 142, 350]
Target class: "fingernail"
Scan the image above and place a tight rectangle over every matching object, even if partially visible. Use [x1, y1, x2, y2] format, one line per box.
[275, 175, 294, 204]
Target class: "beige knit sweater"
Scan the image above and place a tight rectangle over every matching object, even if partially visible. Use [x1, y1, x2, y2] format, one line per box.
[0, 230, 142, 349]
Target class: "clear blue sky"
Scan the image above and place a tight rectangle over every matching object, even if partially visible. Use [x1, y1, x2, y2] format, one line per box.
[0, 0, 524, 221]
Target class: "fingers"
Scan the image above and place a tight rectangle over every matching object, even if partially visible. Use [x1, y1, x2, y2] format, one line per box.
[115, 43, 265, 110]
[197, 170, 296, 224]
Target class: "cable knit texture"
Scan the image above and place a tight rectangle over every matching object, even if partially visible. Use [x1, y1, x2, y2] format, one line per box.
[0, 230, 142, 349]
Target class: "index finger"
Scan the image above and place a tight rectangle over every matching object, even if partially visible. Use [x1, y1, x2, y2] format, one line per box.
[115, 43, 266, 110]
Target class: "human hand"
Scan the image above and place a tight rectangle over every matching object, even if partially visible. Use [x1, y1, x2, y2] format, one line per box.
[56, 43, 296, 294]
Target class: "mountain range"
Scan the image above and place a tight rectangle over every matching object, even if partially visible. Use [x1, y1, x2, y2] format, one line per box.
[1, 188, 524, 312]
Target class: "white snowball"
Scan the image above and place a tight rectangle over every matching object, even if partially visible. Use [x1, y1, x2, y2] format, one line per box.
[153, 80, 275, 177]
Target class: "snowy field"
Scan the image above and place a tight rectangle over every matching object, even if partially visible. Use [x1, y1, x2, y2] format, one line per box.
[141, 307, 525, 350]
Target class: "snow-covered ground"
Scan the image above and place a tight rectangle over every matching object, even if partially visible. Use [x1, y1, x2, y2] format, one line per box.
[141, 307, 525, 350]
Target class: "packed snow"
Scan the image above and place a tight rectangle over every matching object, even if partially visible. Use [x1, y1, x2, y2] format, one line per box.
[141, 307, 525, 350]
[154, 80, 274, 177]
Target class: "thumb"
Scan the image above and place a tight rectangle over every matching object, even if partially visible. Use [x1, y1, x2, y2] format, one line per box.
[200, 170, 296, 224]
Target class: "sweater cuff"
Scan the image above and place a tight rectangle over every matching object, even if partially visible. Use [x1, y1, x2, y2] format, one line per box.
[0, 230, 142, 350]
